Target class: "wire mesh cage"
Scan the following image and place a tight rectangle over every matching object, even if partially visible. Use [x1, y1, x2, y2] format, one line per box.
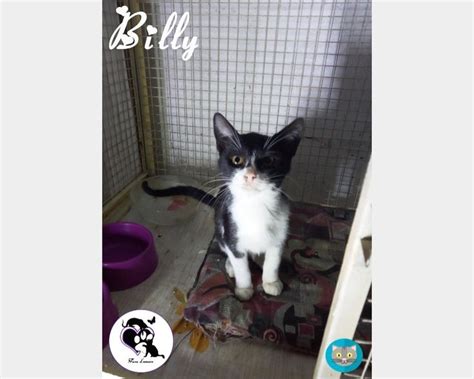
[103, 0, 144, 203]
[103, 0, 371, 209]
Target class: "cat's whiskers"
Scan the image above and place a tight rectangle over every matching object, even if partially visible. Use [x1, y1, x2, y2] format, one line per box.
[271, 185, 294, 201]
[202, 179, 231, 189]
[266, 174, 285, 181]
[263, 135, 272, 150]
[191, 184, 231, 237]
[230, 128, 243, 149]
[264, 134, 287, 151]
[191, 176, 230, 217]
[225, 131, 242, 152]
[265, 173, 301, 194]
[202, 172, 227, 182]
[206, 182, 231, 195]
[213, 188, 232, 210]
[202, 177, 231, 184]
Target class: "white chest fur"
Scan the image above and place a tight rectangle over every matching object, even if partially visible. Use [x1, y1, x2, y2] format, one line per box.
[229, 188, 289, 255]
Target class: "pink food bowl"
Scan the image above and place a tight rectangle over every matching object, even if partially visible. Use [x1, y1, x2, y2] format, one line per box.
[103, 222, 158, 291]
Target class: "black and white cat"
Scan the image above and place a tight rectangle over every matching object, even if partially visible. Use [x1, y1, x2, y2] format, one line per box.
[143, 112, 303, 300]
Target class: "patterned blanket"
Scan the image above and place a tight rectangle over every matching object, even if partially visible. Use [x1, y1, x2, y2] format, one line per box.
[184, 203, 353, 354]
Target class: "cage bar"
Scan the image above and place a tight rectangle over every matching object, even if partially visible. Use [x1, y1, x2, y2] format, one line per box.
[313, 158, 372, 378]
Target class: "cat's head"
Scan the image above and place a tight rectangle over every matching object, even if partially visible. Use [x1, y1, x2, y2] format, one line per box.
[331, 345, 357, 366]
[213, 112, 303, 194]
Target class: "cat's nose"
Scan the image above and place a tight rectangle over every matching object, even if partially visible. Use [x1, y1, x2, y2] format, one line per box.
[244, 173, 256, 182]
[244, 168, 257, 182]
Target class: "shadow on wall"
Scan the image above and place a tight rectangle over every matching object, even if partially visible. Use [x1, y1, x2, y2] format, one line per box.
[287, 4, 371, 209]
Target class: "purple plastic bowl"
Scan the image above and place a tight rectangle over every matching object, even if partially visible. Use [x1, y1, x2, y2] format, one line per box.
[102, 281, 118, 348]
[103, 222, 158, 291]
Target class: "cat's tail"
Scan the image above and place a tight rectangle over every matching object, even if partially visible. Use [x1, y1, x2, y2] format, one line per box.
[142, 181, 216, 207]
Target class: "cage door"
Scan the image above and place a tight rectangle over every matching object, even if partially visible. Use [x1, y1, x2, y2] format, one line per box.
[313, 158, 372, 378]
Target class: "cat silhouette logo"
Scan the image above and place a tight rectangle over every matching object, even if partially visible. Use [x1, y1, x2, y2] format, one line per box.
[325, 338, 363, 373]
[109, 310, 173, 373]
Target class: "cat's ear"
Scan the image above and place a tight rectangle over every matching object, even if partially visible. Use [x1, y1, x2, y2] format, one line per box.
[268, 118, 304, 157]
[213, 112, 239, 153]
[350, 345, 356, 351]
[332, 345, 338, 351]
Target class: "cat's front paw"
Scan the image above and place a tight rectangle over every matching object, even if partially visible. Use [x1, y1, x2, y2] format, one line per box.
[263, 280, 283, 296]
[235, 287, 254, 301]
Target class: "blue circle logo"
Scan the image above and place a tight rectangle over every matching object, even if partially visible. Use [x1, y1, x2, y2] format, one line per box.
[325, 338, 363, 373]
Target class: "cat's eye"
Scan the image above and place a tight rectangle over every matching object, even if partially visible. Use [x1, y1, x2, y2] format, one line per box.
[258, 155, 279, 169]
[261, 156, 274, 167]
[230, 155, 245, 166]
[336, 353, 342, 358]
[347, 353, 353, 358]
